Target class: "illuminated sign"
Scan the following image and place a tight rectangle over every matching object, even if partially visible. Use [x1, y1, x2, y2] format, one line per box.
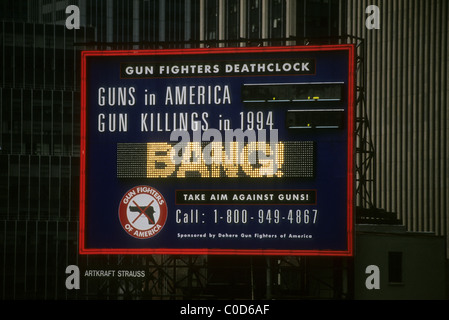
[80, 45, 355, 256]
[117, 141, 315, 179]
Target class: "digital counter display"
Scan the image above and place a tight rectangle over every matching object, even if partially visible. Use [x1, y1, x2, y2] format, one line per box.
[242, 83, 344, 103]
[80, 45, 355, 256]
[117, 141, 315, 179]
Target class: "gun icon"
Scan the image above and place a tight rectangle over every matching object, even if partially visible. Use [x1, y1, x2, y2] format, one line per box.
[130, 200, 156, 225]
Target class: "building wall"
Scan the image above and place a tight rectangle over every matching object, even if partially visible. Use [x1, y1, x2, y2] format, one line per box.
[0, 16, 91, 298]
[0, 0, 346, 299]
[199, 0, 345, 45]
[354, 225, 447, 299]
[347, 0, 449, 256]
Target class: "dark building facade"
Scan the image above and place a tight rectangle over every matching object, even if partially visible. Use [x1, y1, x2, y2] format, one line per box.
[348, 0, 449, 252]
[348, 0, 449, 299]
[1, 0, 447, 300]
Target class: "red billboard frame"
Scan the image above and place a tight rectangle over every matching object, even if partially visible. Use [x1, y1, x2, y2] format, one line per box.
[79, 45, 355, 256]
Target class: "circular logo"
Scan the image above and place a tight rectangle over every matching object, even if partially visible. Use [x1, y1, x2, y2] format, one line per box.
[118, 186, 168, 239]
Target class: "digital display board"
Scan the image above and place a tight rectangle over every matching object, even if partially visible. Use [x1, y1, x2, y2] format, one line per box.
[80, 45, 355, 255]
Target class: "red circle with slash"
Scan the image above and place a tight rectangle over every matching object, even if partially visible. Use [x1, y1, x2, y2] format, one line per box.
[118, 185, 168, 239]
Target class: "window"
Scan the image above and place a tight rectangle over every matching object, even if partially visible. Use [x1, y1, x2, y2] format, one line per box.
[388, 251, 403, 283]
[247, 0, 262, 40]
[269, 0, 285, 40]
[297, 0, 343, 41]
[225, 0, 240, 41]
[205, 0, 219, 40]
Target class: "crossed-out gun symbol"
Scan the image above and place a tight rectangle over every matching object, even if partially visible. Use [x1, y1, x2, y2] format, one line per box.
[129, 200, 156, 225]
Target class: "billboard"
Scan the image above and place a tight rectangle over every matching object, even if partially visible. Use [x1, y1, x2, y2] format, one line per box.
[80, 45, 355, 256]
